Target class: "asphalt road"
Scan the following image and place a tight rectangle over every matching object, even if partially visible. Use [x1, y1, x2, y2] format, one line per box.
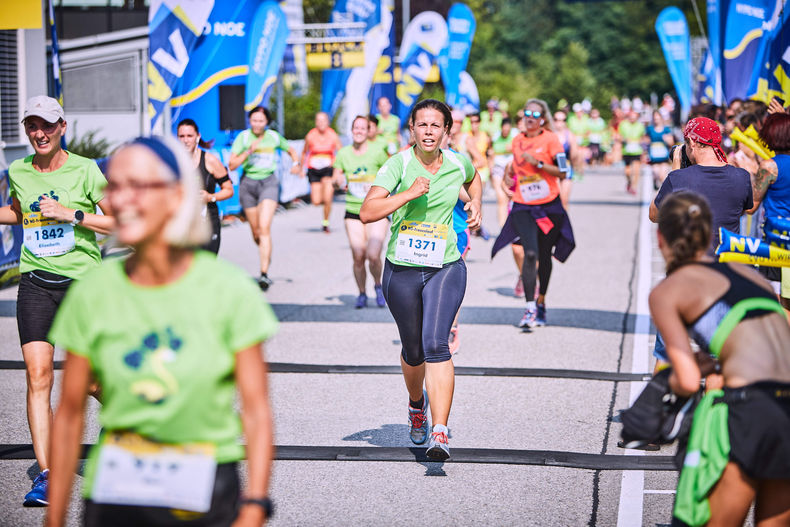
[0, 165, 697, 526]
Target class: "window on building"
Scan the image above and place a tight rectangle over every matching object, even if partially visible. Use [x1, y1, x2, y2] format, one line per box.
[62, 57, 137, 112]
[0, 31, 19, 144]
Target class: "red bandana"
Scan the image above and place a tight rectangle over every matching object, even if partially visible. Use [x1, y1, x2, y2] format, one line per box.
[683, 117, 727, 162]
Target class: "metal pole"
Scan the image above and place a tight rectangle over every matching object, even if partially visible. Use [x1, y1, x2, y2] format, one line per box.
[277, 65, 285, 135]
[402, 0, 409, 33]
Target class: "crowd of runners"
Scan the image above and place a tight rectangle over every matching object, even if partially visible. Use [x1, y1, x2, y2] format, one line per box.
[1, 89, 788, 526]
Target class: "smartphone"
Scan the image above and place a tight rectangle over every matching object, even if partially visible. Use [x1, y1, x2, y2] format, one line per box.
[774, 96, 785, 107]
[555, 152, 569, 174]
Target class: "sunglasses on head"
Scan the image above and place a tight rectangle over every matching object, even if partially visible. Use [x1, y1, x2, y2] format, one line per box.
[523, 110, 542, 119]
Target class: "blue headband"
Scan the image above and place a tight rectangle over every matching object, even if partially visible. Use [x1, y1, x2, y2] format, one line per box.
[131, 136, 181, 180]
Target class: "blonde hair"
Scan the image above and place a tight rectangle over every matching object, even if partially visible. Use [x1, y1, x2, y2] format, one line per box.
[115, 135, 210, 248]
[524, 98, 556, 132]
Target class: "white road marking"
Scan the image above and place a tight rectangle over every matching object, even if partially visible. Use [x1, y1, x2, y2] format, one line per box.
[616, 176, 654, 527]
[644, 490, 676, 495]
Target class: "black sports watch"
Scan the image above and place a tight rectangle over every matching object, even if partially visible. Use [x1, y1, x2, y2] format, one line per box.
[240, 497, 274, 518]
[70, 210, 85, 226]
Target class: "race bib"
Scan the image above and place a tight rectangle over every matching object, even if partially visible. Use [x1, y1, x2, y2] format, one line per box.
[649, 142, 669, 160]
[348, 181, 371, 199]
[494, 154, 512, 168]
[92, 432, 217, 513]
[395, 221, 448, 268]
[518, 175, 550, 202]
[310, 155, 332, 169]
[625, 141, 641, 154]
[249, 151, 275, 169]
[588, 133, 602, 144]
[22, 212, 75, 257]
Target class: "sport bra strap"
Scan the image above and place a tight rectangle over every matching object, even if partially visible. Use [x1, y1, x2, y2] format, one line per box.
[709, 297, 786, 357]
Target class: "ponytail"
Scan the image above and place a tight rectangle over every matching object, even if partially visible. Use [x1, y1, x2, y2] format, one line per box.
[657, 191, 712, 274]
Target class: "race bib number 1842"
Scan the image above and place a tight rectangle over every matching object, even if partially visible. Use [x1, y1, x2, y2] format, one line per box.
[22, 212, 75, 257]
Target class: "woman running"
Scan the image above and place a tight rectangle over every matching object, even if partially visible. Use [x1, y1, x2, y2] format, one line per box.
[491, 117, 517, 226]
[553, 110, 577, 208]
[302, 112, 342, 233]
[360, 99, 482, 460]
[176, 118, 233, 254]
[651, 191, 790, 527]
[46, 135, 278, 527]
[0, 96, 114, 506]
[493, 99, 574, 328]
[464, 113, 492, 187]
[334, 115, 390, 308]
[646, 110, 674, 190]
[618, 110, 646, 195]
[229, 106, 300, 291]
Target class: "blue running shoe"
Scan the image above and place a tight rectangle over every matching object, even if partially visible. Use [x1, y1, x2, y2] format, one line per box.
[355, 293, 368, 309]
[374, 285, 386, 307]
[408, 391, 429, 444]
[24, 469, 48, 507]
[535, 303, 547, 327]
[518, 305, 537, 329]
[426, 424, 450, 460]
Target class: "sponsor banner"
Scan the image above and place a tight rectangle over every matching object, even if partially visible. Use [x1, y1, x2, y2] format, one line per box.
[0, 171, 22, 275]
[307, 41, 365, 70]
[695, 48, 716, 104]
[707, 0, 725, 104]
[655, 7, 692, 117]
[245, 1, 289, 111]
[147, 0, 214, 130]
[455, 71, 479, 114]
[280, 0, 309, 95]
[320, 0, 382, 119]
[717, 227, 790, 266]
[438, 3, 476, 109]
[747, 0, 790, 104]
[396, 12, 448, 123]
[368, 0, 397, 115]
[721, 0, 770, 101]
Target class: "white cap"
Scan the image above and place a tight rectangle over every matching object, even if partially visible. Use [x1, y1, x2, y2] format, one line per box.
[22, 96, 64, 124]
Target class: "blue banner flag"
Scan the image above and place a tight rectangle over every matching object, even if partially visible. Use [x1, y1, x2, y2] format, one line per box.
[438, 3, 476, 109]
[454, 71, 479, 114]
[245, 1, 289, 111]
[721, 0, 770, 101]
[47, 0, 62, 107]
[368, 0, 397, 113]
[320, 0, 382, 119]
[695, 48, 716, 104]
[147, 0, 214, 131]
[707, 0, 726, 104]
[748, 1, 790, 104]
[395, 11, 448, 123]
[655, 7, 692, 117]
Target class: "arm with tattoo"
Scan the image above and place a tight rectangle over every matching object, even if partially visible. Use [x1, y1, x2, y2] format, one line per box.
[747, 159, 778, 213]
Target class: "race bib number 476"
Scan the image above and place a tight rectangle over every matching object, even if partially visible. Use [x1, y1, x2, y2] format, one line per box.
[395, 221, 448, 268]
[22, 212, 75, 257]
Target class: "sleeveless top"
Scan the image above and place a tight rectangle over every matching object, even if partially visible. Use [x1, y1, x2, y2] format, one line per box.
[684, 261, 784, 357]
[765, 154, 790, 219]
[199, 150, 219, 223]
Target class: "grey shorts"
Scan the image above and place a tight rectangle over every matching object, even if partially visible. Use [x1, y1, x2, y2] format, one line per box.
[239, 175, 279, 209]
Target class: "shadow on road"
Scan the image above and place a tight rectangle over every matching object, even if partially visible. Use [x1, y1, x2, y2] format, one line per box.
[342, 424, 447, 476]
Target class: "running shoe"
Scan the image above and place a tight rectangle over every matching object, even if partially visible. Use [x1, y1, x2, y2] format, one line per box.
[374, 285, 386, 307]
[322, 220, 330, 233]
[449, 326, 460, 355]
[535, 303, 547, 327]
[408, 391, 429, 445]
[514, 276, 524, 298]
[23, 470, 48, 507]
[426, 424, 450, 461]
[518, 305, 537, 329]
[257, 273, 273, 292]
[355, 293, 368, 309]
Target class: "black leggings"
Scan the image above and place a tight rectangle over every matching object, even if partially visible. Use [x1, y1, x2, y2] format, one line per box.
[511, 208, 563, 302]
[382, 259, 466, 366]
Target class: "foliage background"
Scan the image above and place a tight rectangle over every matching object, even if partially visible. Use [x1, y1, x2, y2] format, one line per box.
[280, 0, 705, 137]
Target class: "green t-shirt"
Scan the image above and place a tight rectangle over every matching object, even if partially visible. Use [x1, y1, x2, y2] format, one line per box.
[619, 120, 646, 155]
[8, 152, 105, 279]
[567, 114, 591, 145]
[231, 128, 289, 180]
[492, 129, 517, 155]
[480, 110, 503, 138]
[373, 147, 475, 267]
[335, 144, 389, 215]
[376, 114, 401, 154]
[368, 135, 390, 155]
[49, 252, 279, 497]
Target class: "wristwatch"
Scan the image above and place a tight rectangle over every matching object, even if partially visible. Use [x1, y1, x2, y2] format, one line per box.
[210, 195, 217, 203]
[536, 161, 544, 169]
[70, 210, 85, 226]
[240, 497, 274, 518]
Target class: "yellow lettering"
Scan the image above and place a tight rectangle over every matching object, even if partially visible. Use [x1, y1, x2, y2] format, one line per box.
[730, 237, 746, 253]
[147, 62, 173, 102]
[373, 56, 392, 84]
[397, 74, 422, 106]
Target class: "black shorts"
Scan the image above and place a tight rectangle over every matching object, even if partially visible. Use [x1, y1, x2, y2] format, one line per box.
[83, 462, 240, 527]
[344, 211, 361, 221]
[623, 154, 642, 166]
[16, 270, 73, 346]
[726, 382, 790, 480]
[307, 166, 333, 183]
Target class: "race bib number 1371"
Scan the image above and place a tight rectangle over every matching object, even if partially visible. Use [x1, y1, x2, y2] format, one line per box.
[395, 221, 448, 268]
